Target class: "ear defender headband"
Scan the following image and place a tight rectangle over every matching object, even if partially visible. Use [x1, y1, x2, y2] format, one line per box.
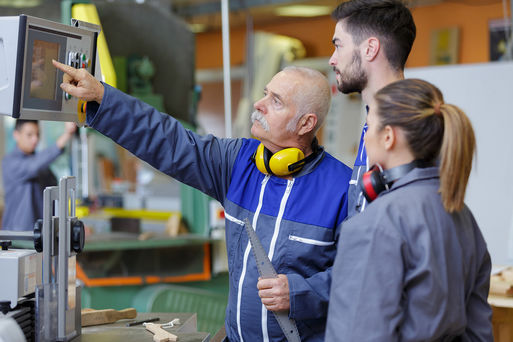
[359, 160, 429, 202]
[252, 139, 322, 177]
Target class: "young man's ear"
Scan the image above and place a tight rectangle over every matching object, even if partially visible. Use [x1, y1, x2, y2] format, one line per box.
[297, 113, 317, 136]
[363, 37, 380, 62]
[13, 129, 20, 143]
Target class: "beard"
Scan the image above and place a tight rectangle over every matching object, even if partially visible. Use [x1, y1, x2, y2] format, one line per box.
[251, 110, 270, 132]
[335, 50, 368, 94]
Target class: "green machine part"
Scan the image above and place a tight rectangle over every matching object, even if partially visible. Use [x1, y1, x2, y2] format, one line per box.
[81, 275, 229, 337]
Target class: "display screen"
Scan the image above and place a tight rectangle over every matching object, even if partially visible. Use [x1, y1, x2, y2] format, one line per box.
[30, 39, 58, 100]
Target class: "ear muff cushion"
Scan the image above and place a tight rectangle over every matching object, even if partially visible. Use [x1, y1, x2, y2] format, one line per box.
[269, 148, 305, 176]
[360, 168, 387, 202]
[254, 143, 269, 175]
[361, 171, 379, 202]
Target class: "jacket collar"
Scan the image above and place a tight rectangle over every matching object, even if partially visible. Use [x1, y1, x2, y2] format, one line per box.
[293, 147, 325, 178]
[388, 166, 439, 193]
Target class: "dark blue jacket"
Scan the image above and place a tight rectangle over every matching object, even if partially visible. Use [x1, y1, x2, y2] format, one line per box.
[86, 84, 352, 341]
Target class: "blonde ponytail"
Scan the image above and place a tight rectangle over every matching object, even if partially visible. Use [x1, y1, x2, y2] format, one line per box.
[438, 104, 475, 212]
[375, 79, 476, 213]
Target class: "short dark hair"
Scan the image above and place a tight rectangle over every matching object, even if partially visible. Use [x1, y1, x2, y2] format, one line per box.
[332, 0, 416, 71]
[15, 119, 39, 131]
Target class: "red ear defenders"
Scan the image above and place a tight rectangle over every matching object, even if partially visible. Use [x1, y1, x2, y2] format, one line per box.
[252, 138, 322, 177]
[359, 160, 429, 202]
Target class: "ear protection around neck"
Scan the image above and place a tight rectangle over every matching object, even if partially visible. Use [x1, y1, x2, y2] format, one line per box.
[252, 139, 321, 177]
[359, 160, 429, 203]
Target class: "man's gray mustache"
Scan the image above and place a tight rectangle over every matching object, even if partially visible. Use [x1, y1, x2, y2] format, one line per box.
[251, 111, 269, 132]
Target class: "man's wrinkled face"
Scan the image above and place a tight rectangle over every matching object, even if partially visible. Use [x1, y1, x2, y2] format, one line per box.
[329, 21, 368, 94]
[14, 122, 40, 154]
[250, 71, 299, 152]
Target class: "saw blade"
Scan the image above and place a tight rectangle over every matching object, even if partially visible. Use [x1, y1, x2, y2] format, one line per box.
[243, 218, 301, 342]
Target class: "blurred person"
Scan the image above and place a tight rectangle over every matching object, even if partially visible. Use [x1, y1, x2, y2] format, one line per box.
[2, 120, 76, 231]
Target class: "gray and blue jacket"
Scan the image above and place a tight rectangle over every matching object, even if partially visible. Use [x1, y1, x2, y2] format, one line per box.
[2, 145, 61, 231]
[86, 84, 353, 341]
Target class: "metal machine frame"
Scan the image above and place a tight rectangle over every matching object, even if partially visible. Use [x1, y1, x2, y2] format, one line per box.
[0, 176, 84, 342]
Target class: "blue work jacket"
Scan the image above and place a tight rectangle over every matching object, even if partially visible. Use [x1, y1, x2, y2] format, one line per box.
[86, 84, 352, 341]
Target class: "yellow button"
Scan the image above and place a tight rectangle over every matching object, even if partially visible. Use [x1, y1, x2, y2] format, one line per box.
[77, 100, 87, 124]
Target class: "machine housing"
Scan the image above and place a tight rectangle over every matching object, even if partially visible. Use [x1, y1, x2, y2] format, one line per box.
[0, 15, 101, 125]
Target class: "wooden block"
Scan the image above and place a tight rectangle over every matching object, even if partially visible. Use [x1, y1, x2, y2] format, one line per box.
[501, 268, 513, 282]
[144, 323, 178, 342]
[81, 308, 137, 327]
[490, 280, 513, 297]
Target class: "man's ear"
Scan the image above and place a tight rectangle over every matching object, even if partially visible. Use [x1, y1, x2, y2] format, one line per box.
[297, 113, 317, 136]
[363, 37, 380, 62]
[382, 125, 396, 151]
[13, 129, 20, 143]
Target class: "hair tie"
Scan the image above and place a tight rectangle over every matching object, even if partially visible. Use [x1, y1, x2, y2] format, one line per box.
[434, 102, 442, 115]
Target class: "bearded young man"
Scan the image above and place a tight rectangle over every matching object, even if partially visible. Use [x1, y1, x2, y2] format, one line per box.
[329, 0, 416, 217]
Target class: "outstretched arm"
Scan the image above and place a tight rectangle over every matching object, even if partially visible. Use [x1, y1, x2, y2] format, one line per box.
[53, 59, 242, 203]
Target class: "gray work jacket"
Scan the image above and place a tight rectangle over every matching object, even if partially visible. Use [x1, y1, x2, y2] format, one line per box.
[326, 167, 492, 341]
[1, 145, 61, 231]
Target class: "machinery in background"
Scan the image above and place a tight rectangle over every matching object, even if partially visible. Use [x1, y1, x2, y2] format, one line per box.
[0, 15, 102, 126]
[0, 13, 92, 341]
[0, 177, 85, 342]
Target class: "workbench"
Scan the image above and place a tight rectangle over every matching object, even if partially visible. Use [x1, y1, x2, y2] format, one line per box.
[489, 295, 513, 342]
[13, 233, 213, 286]
[78, 312, 210, 342]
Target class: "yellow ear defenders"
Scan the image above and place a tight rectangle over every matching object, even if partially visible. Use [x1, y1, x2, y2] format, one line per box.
[252, 138, 321, 177]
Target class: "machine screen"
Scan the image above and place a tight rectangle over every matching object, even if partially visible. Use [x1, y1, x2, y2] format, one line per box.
[30, 39, 58, 100]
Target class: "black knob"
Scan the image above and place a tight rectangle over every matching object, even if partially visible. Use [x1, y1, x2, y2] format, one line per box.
[0, 301, 10, 314]
[71, 219, 85, 253]
[33, 219, 43, 252]
[0, 240, 11, 251]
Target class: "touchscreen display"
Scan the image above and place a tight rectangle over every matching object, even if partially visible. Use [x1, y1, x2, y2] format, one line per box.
[30, 40, 59, 100]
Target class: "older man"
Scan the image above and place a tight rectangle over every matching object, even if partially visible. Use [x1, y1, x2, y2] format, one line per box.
[53, 60, 352, 341]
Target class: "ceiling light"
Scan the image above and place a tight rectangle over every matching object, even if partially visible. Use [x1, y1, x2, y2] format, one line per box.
[275, 5, 332, 17]
[188, 23, 207, 33]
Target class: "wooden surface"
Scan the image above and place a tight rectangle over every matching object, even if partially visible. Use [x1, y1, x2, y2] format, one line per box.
[145, 323, 178, 342]
[490, 295, 513, 342]
[82, 308, 137, 327]
[76, 312, 209, 342]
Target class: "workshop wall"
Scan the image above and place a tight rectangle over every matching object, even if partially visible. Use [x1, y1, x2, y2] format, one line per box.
[195, 1, 508, 69]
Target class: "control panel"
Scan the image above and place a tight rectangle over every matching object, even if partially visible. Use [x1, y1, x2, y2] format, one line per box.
[0, 15, 101, 126]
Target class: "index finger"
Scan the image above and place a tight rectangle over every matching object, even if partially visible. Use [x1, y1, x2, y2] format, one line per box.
[52, 59, 79, 78]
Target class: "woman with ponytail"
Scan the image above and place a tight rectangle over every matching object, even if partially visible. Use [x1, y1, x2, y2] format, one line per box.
[326, 79, 492, 341]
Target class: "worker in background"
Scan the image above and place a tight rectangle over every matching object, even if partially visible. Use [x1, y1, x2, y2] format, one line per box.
[1, 120, 76, 231]
[326, 79, 493, 340]
[53, 60, 352, 341]
[329, 0, 416, 217]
